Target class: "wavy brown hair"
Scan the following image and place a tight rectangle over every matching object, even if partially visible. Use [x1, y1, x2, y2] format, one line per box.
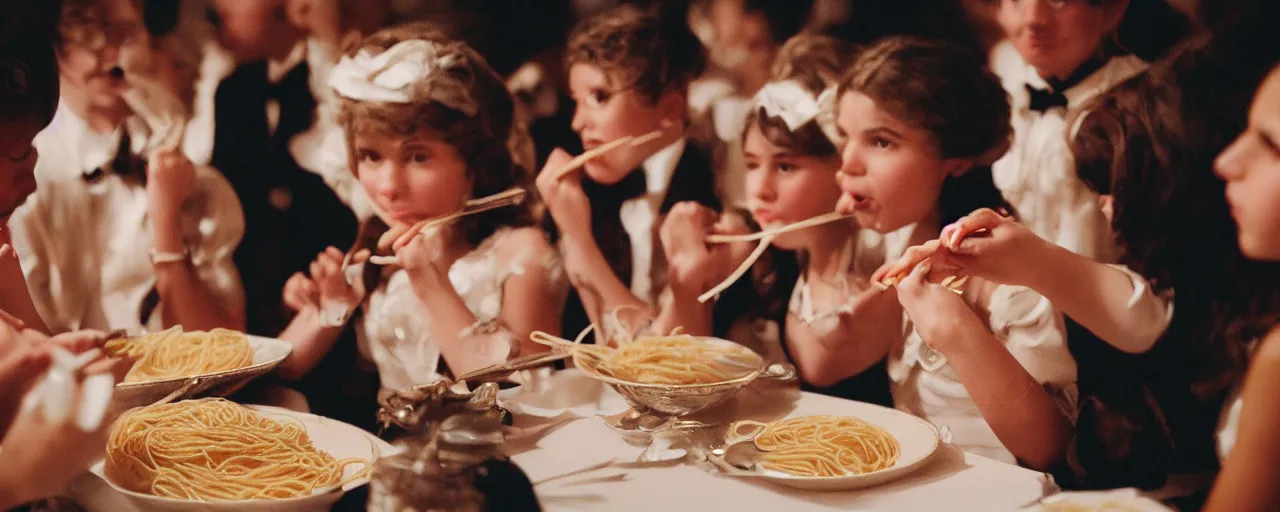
[564, 3, 701, 102]
[1063, 9, 1280, 486]
[338, 22, 537, 251]
[1072, 28, 1280, 397]
[837, 36, 1014, 226]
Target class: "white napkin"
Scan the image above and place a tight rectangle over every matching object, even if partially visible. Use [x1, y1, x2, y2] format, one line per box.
[1039, 488, 1172, 511]
[499, 368, 630, 419]
[21, 347, 116, 431]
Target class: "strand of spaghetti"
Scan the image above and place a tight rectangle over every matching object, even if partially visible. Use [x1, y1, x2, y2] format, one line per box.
[373, 187, 528, 253]
[546, 129, 664, 182]
[705, 212, 851, 244]
[699, 235, 775, 303]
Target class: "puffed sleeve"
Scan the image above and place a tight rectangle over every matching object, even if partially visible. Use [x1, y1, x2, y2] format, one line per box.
[1100, 264, 1173, 354]
[8, 179, 90, 334]
[987, 284, 1079, 420]
[184, 165, 246, 321]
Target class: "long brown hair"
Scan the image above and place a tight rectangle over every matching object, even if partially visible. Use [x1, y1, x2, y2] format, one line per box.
[837, 36, 1014, 226]
[1073, 27, 1280, 396]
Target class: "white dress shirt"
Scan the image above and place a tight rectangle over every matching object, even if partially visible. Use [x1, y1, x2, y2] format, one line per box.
[619, 138, 686, 304]
[10, 103, 245, 334]
[991, 42, 1147, 262]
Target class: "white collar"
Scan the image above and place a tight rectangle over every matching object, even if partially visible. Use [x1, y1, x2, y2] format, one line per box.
[1021, 55, 1147, 110]
[37, 102, 149, 179]
[640, 137, 686, 197]
[268, 41, 310, 84]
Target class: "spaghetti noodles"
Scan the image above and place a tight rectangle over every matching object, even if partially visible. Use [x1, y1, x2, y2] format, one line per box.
[730, 415, 900, 477]
[105, 398, 369, 501]
[530, 330, 759, 385]
[105, 327, 254, 383]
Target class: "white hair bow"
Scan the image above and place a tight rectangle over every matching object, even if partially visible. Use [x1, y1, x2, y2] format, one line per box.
[754, 80, 842, 146]
[328, 39, 479, 116]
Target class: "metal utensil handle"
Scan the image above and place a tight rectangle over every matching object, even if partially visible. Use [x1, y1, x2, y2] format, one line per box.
[757, 363, 798, 382]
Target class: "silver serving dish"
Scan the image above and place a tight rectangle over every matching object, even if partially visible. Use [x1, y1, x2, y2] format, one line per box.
[573, 337, 796, 416]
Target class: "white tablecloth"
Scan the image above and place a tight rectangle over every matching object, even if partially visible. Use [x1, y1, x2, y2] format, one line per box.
[508, 386, 1050, 511]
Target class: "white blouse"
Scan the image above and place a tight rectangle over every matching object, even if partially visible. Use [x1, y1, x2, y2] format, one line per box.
[10, 104, 245, 334]
[990, 42, 1147, 262]
[890, 282, 1078, 465]
[355, 228, 567, 392]
[1104, 264, 1174, 354]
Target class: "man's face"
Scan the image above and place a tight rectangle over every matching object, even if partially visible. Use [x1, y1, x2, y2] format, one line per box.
[211, 0, 307, 62]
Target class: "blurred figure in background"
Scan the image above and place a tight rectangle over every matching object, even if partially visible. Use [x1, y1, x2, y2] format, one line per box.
[9, 0, 245, 335]
[686, 0, 816, 209]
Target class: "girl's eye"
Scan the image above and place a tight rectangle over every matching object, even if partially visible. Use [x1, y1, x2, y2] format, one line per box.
[744, 160, 760, 171]
[6, 145, 34, 163]
[584, 90, 611, 108]
[777, 162, 796, 173]
[407, 151, 429, 164]
[357, 150, 382, 163]
[872, 137, 893, 149]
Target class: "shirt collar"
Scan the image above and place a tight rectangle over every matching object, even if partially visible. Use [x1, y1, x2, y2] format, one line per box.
[38, 101, 149, 178]
[1022, 55, 1147, 110]
[268, 41, 309, 84]
[640, 137, 686, 197]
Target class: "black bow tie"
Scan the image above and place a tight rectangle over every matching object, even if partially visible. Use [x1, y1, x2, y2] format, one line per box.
[1026, 84, 1068, 113]
[83, 131, 146, 184]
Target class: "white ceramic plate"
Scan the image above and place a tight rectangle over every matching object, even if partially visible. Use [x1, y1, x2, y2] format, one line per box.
[727, 403, 940, 491]
[109, 335, 292, 412]
[71, 405, 397, 512]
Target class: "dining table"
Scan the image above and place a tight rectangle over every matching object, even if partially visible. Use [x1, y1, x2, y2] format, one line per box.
[501, 371, 1053, 512]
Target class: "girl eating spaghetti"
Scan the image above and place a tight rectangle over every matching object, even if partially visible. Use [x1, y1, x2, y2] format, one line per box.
[275, 24, 566, 393]
[659, 34, 897, 405]
[837, 37, 1077, 470]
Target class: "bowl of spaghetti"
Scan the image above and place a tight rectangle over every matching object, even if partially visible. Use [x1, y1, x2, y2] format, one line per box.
[540, 333, 795, 417]
[718, 412, 939, 491]
[75, 398, 393, 512]
[106, 328, 292, 412]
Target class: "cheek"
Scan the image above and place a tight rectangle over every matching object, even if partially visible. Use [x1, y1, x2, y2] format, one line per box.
[60, 51, 99, 80]
[778, 174, 839, 215]
[871, 156, 943, 219]
[1239, 171, 1280, 258]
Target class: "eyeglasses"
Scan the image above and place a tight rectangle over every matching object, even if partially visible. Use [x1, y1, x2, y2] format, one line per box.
[60, 20, 144, 52]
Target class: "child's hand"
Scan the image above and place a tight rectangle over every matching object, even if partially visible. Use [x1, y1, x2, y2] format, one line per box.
[659, 203, 752, 293]
[398, 226, 455, 301]
[895, 261, 983, 353]
[536, 149, 593, 239]
[145, 148, 197, 218]
[310, 247, 363, 313]
[0, 363, 113, 508]
[660, 202, 719, 291]
[283, 272, 320, 313]
[939, 208, 1049, 288]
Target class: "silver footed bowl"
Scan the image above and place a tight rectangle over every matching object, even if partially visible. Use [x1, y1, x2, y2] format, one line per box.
[573, 337, 796, 416]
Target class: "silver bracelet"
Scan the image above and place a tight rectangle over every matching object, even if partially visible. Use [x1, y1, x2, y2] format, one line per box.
[148, 247, 190, 265]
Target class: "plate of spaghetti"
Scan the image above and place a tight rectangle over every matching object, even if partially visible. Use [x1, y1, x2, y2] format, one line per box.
[75, 398, 393, 512]
[720, 410, 939, 491]
[105, 328, 291, 411]
[531, 331, 796, 416]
